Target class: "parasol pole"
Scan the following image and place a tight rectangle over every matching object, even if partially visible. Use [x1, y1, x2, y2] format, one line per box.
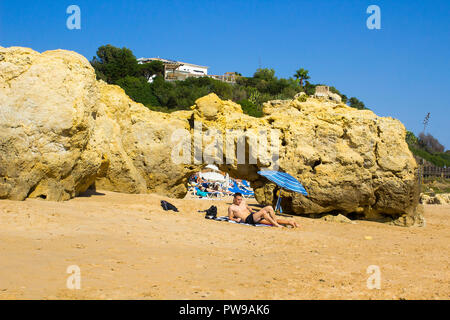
[275, 188, 283, 215]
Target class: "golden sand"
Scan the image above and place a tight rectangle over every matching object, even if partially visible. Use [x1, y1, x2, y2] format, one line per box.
[0, 190, 448, 300]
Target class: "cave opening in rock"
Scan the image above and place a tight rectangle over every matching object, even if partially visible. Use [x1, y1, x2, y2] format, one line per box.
[311, 159, 322, 174]
[271, 188, 294, 214]
[184, 163, 302, 216]
[346, 211, 365, 220]
[185, 163, 261, 203]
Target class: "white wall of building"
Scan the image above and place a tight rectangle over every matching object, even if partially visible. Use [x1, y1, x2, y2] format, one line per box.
[138, 57, 209, 81]
[177, 64, 208, 75]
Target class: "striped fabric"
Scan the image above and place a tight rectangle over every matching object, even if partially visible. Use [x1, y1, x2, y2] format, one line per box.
[257, 170, 308, 196]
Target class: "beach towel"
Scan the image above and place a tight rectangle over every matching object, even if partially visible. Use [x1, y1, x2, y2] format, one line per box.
[213, 216, 272, 227]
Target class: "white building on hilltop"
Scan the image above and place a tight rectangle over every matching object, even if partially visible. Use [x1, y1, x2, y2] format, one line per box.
[137, 57, 237, 83]
[137, 57, 209, 81]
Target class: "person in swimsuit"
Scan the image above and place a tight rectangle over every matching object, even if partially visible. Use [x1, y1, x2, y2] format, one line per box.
[227, 193, 300, 228]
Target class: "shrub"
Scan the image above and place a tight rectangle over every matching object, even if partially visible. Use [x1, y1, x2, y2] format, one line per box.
[297, 94, 308, 102]
[90, 45, 368, 115]
[409, 146, 450, 167]
[116, 76, 159, 107]
[406, 131, 419, 146]
[418, 132, 445, 153]
[238, 99, 263, 117]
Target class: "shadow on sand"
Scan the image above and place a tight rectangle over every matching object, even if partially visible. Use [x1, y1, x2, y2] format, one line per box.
[77, 189, 106, 198]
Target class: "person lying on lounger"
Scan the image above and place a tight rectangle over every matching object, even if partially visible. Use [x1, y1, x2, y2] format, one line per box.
[227, 193, 299, 228]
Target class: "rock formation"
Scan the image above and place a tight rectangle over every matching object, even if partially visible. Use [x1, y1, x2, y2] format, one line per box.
[420, 193, 450, 205]
[321, 213, 356, 224]
[194, 95, 422, 226]
[0, 46, 422, 226]
[0, 46, 193, 201]
[0, 47, 103, 200]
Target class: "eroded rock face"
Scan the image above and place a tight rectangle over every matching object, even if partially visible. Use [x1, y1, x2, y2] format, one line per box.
[0, 47, 104, 200]
[91, 82, 194, 198]
[193, 95, 421, 226]
[0, 46, 422, 226]
[0, 47, 195, 200]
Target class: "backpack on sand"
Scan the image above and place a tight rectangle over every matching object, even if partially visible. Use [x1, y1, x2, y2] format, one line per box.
[161, 200, 179, 212]
[204, 205, 217, 219]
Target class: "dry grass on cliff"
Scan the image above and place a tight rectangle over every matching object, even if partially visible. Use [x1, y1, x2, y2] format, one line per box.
[0, 190, 449, 300]
[423, 178, 450, 194]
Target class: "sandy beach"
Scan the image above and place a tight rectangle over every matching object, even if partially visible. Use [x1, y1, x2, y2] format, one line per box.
[0, 190, 448, 300]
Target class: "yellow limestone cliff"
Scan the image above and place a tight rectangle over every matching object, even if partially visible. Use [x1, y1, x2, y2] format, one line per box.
[0, 47, 422, 226]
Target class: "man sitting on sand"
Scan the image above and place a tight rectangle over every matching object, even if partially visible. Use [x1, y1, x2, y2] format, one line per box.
[228, 193, 299, 228]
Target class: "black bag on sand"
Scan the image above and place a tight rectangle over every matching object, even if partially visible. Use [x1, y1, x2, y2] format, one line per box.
[204, 205, 217, 219]
[161, 200, 179, 212]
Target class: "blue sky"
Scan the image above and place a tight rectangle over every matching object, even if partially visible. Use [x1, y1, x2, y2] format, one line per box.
[1, 0, 449, 149]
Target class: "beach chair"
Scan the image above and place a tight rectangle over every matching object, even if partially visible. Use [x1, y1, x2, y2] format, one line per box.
[238, 181, 255, 198]
[194, 187, 208, 198]
[228, 181, 241, 194]
[229, 181, 254, 198]
[238, 182, 254, 198]
[187, 183, 196, 196]
[242, 188, 255, 198]
[195, 187, 222, 199]
[242, 180, 251, 188]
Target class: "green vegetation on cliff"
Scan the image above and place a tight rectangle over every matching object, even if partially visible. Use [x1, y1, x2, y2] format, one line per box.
[90, 45, 368, 116]
[406, 131, 450, 167]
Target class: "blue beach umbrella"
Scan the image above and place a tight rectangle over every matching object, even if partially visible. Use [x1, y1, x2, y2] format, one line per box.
[257, 170, 308, 213]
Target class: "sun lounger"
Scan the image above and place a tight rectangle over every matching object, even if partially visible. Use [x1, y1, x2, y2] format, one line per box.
[195, 187, 223, 199]
[228, 181, 254, 198]
[242, 180, 250, 188]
